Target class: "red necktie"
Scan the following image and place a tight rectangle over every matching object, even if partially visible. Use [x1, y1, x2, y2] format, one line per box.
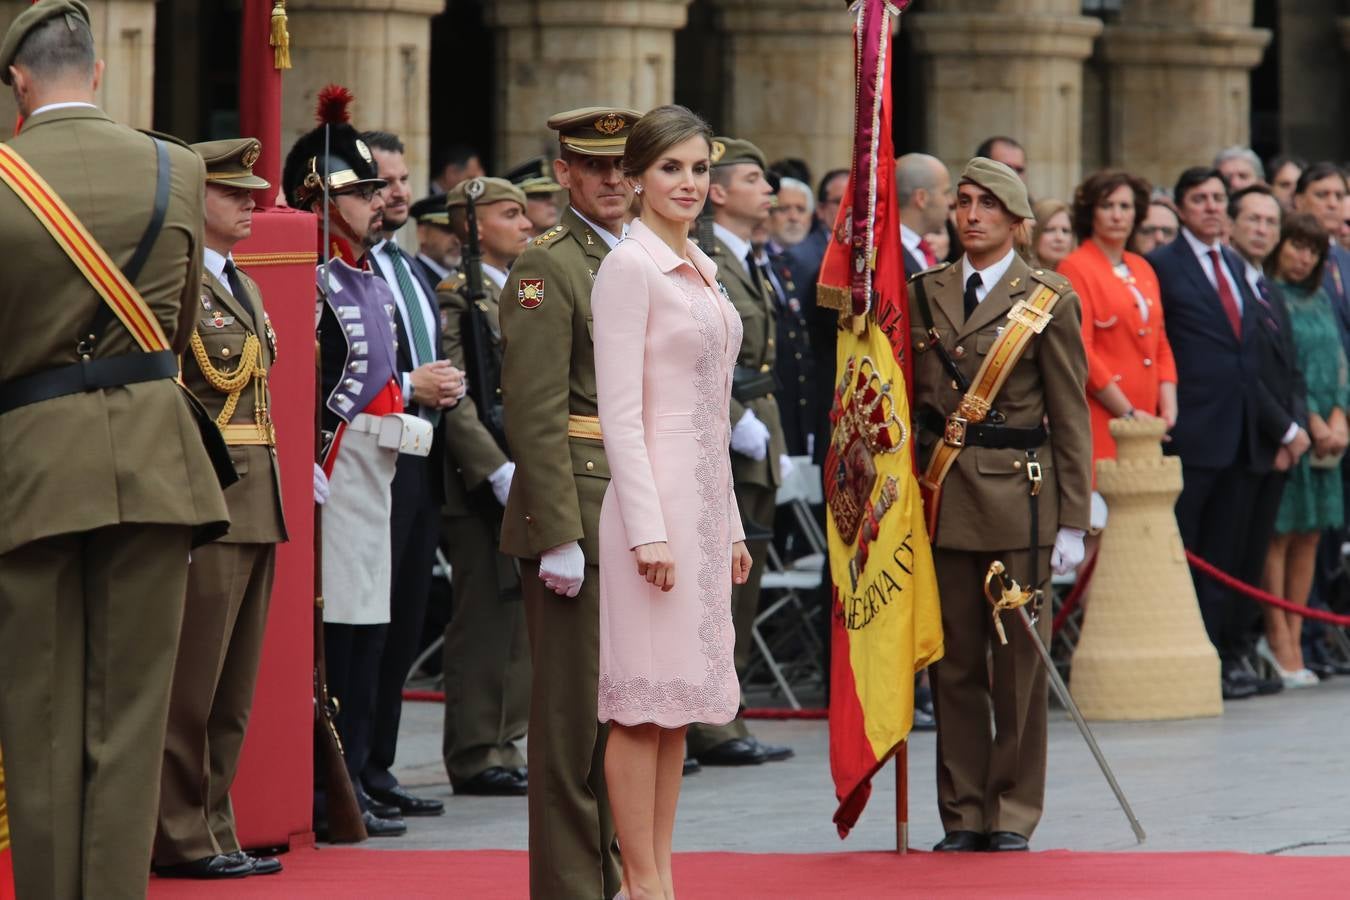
[917, 237, 937, 267]
[1208, 249, 1243, 338]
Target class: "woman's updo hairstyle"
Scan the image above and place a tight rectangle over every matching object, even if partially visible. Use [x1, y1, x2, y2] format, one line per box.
[621, 104, 713, 180]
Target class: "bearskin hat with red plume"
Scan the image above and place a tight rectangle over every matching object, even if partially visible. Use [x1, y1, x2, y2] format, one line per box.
[282, 84, 386, 208]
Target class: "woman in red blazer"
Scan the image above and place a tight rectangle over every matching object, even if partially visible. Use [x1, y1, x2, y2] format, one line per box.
[1058, 171, 1178, 481]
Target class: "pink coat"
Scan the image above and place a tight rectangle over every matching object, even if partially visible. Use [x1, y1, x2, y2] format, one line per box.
[592, 217, 744, 727]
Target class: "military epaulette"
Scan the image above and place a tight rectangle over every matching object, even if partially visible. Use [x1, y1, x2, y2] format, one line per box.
[138, 128, 194, 151]
[435, 271, 467, 294]
[1028, 265, 1072, 295]
[907, 260, 951, 283]
[533, 224, 568, 247]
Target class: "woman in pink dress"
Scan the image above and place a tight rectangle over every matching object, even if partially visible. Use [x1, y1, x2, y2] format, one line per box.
[593, 104, 752, 900]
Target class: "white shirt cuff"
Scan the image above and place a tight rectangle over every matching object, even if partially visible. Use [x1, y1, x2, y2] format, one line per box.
[1281, 422, 1300, 445]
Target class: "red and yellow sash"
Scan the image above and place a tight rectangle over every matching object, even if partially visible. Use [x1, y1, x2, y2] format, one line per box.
[0, 144, 170, 353]
[919, 284, 1061, 535]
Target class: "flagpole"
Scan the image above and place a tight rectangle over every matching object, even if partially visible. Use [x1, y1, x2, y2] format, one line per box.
[896, 743, 908, 853]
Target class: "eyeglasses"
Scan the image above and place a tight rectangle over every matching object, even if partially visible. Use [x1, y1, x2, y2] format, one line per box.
[336, 184, 380, 201]
[1138, 225, 1177, 239]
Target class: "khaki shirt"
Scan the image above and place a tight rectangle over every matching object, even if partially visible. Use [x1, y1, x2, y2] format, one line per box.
[181, 266, 286, 544]
[498, 207, 612, 562]
[712, 236, 786, 490]
[910, 254, 1092, 550]
[437, 271, 509, 516]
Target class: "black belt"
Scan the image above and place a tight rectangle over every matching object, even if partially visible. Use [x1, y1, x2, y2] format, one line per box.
[0, 350, 179, 415]
[916, 409, 1047, 450]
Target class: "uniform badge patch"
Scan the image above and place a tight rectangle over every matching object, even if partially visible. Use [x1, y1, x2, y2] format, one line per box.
[200, 292, 212, 311]
[210, 311, 236, 328]
[518, 279, 544, 309]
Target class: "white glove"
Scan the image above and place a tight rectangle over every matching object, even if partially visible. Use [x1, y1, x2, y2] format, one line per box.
[539, 541, 585, 598]
[779, 453, 795, 481]
[313, 463, 330, 506]
[488, 461, 515, 507]
[1050, 527, 1086, 575]
[730, 409, 771, 461]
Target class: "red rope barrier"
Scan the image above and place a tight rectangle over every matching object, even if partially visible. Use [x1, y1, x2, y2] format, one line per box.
[1051, 551, 1096, 635]
[1183, 549, 1350, 626]
[401, 687, 828, 718]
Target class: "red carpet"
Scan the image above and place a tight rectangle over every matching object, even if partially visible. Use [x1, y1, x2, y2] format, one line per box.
[148, 847, 1349, 898]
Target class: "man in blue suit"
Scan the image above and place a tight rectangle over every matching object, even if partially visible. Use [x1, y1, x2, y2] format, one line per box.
[1147, 167, 1297, 700]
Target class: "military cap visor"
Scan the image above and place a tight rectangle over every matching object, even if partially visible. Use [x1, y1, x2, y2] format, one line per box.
[547, 106, 642, 157]
[445, 176, 527, 211]
[0, 0, 91, 86]
[710, 137, 767, 172]
[958, 156, 1033, 220]
[192, 138, 271, 190]
[409, 195, 451, 226]
[506, 156, 564, 195]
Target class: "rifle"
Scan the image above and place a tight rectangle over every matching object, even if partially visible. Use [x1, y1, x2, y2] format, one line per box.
[461, 179, 507, 450]
[312, 142, 367, 842]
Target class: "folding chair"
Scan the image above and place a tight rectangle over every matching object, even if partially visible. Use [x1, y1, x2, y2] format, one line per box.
[747, 456, 828, 709]
[405, 547, 454, 689]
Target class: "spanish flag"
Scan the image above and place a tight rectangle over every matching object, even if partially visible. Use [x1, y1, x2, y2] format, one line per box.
[817, 0, 943, 838]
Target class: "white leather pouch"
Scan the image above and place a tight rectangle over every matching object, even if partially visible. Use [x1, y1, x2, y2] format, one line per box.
[378, 412, 434, 457]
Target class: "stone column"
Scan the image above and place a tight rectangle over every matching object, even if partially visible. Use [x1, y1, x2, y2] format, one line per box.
[486, 0, 690, 171]
[1099, 2, 1270, 190]
[0, 0, 156, 128]
[708, 0, 856, 182]
[907, 2, 1101, 204]
[284, 0, 443, 202]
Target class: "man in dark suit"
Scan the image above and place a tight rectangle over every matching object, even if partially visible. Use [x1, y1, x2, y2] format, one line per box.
[1147, 167, 1298, 700]
[785, 167, 849, 465]
[361, 131, 458, 818]
[897, 153, 953, 278]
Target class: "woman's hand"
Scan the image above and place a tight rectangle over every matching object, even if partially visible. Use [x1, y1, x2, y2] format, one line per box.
[1158, 382, 1178, 429]
[1328, 408, 1349, 454]
[731, 541, 752, 585]
[1309, 413, 1334, 457]
[634, 542, 675, 592]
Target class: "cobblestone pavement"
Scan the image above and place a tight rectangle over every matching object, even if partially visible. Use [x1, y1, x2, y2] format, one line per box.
[376, 675, 1350, 856]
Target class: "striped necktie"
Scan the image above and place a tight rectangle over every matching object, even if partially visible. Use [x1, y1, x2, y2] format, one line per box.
[383, 242, 440, 423]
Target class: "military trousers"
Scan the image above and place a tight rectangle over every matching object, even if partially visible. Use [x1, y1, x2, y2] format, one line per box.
[687, 481, 776, 754]
[929, 547, 1050, 839]
[441, 513, 529, 784]
[155, 541, 276, 865]
[0, 523, 193, 900]
[521, 560, 621, 900]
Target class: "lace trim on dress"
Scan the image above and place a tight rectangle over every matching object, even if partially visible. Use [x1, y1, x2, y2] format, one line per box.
[597, 269, 741, 723]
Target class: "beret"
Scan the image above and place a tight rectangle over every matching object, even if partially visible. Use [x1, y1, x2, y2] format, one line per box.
[445, 176, 526, 211]
[710, 136, 766, 171]
[959, 156, 1033, 220]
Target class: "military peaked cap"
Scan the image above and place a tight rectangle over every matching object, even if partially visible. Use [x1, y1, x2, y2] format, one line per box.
[0, 0, 92, 85]
[192, 138, 271, 190]
[505, 156, 563, 196]
[547, 107, 642, 157]
[410, 195, 450, 226]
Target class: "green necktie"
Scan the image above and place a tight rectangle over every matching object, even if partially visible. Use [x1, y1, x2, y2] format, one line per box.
[383, 242, 440, 424]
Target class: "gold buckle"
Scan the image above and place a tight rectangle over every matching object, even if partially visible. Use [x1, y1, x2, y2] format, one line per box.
[943, 414, 967, 448]
[1008, 299, 1053, 334]
[1026, 458, 1043, 495]
[956, 394, 991, 424]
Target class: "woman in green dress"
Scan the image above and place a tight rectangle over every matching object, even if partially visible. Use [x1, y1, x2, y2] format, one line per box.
[1261, 213, 1349, 687]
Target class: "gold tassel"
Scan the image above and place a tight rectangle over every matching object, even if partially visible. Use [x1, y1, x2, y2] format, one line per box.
[270, 0, 292, 70]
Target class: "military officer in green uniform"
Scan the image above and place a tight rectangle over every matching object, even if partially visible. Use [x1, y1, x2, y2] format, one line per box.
[437, 176, 533, 796]
[505, 155, 565, 237]
[0, 3, 230, 897]
[911, 158, 1091, 853]
[686, 137, 794, 766]
[499, 106, 641, 900]
[153, 138, 288, 880]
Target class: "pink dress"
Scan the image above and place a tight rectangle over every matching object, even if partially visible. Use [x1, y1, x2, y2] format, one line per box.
[593, 218, 745, 728]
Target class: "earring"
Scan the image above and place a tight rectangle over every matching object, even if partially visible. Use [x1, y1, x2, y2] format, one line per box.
[634, 184, 644, 195]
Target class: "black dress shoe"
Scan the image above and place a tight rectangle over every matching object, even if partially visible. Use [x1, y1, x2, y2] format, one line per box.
[454, 766, 529, 796]
[511, 766, 528, 780]
[1220, 669, 1258, 700]
[366, 783, 446, 816]
[933, 831, 987, 852]
[694, 738, 766, 766]
[1306, 660, 1336, 681]
[749, 737, 794, 762]
[987, 831, 1030, 851]
[682, 757, 701, 776]
[361, 809, 407, 837]
[154, 854, 254, 879]
[358, 790, 400, 819]
[226, 850, 282, 876]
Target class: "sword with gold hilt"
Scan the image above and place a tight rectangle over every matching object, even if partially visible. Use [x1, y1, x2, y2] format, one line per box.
[983, 561, 1147, 844]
